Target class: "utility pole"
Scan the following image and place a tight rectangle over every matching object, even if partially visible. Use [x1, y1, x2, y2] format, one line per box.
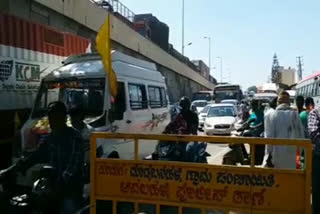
[297, 56, 303, 81]
[217, 57, 223, 83]
[204, 36, 211, 75]
[181, 0, 185, 55]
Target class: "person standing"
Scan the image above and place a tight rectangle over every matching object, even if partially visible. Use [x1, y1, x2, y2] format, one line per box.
[300, 97, 315, 138]
[295, 95, 305, 114]
[16, 102, 84, 213]
[265, 91, 305, 169]
[308, 105, 320, 214]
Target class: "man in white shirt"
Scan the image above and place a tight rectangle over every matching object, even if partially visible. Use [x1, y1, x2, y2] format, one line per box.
[264, 91, 304, 169]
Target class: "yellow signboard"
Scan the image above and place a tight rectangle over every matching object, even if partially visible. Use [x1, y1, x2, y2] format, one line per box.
[90, 133, 312, 214]
[95, 160, 305, 213]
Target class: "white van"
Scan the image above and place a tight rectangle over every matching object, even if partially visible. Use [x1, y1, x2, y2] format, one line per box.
[21, 51, 170, 160]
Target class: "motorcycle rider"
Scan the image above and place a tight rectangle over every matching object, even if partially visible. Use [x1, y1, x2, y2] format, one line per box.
[238, 100, 250, 122]
[164, 96, 199, 135]
[241, 99, 265, 164]
[15, 101, 84, 214]
[155, 96, 199, 161]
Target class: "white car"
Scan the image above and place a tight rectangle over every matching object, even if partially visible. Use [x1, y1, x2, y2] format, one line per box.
[191, 100, 208, 113]
[204, 104, 237, 135]
[221, 99, 239, 107]
[198, 105, 210, 130]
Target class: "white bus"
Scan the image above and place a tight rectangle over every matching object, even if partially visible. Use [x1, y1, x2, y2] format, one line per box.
[214, 84, 243, 103]
[296, 71, 320, 106]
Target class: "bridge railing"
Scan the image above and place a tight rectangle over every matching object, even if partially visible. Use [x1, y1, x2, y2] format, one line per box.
[90, 133, 312, 214]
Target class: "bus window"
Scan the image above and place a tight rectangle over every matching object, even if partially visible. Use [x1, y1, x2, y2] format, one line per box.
[313, 82, 318, 96]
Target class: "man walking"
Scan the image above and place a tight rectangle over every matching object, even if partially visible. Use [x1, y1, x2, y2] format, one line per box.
[308, 104, 320, 214]
[265, 91, 305, 169]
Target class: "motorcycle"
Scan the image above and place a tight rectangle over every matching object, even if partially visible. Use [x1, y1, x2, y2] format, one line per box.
[223, 120, 265, 166]
[144, 140, 210, 163]
[0, 164, 58, 214]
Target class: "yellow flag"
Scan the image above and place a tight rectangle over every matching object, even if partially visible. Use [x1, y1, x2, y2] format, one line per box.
[96, 14, 118, 97]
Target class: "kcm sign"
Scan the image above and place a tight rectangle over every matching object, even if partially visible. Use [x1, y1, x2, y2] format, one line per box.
[90, 133, 312, 214]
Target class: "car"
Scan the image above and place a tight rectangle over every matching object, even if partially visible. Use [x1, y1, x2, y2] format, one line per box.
[191, 100, 208, 113]
[221, 99, 239, 107]
[204, 103, 237, 135]
[198, 105, 210, 130]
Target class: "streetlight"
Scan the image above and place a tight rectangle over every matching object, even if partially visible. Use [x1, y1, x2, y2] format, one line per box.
[216, 57, 223, 83]
[203, 36, 211, 75]
[182, 0, 185, 55]
[183, 42, 192, 49]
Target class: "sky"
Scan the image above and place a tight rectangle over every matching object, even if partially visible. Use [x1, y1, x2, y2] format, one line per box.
[120, 0, 320, 89]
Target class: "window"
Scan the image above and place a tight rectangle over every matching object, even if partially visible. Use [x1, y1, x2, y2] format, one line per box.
[148, 86, 161, 108]
[309, 84, 313, 97]
[148, 86, 168, 108]
[110, 82, 126, 120]
[160, 88, 168, 107]
[129, 83, 147, 110]
[313, 82, 318, 96]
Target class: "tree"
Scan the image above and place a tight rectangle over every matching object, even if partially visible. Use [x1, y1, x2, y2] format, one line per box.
[247, 85, 257, 93]
[271, 53, 280, 83]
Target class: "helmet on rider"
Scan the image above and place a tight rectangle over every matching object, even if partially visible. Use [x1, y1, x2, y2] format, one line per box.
[179, 96, 191, 112]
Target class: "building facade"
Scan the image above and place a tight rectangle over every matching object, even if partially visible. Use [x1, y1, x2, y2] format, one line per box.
[278, 66, 296, 86]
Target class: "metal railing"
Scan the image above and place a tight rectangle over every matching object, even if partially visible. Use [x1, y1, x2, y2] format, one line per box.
[94, 0, 135, 22]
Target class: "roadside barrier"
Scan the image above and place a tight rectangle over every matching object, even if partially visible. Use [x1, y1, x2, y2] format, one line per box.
[90, 133, 312, 214]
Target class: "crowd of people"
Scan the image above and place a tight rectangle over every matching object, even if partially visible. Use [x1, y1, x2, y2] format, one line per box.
[1, 93, 320, 213]
[239, 91, 318, 213]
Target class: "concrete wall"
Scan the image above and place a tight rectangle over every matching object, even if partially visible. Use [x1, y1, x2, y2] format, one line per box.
[3, 0, 215, 102]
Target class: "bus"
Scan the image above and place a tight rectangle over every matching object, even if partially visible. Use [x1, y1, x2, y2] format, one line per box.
[214, 84, 243, 103]
[192, 91, 214, 101]
[296, 71, 320, 106]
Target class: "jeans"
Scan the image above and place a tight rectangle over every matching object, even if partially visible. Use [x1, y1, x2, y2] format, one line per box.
[313, 152, 320, 214]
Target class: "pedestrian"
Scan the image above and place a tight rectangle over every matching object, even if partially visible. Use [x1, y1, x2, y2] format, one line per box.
[265, 91, 304, 169]
[295, 95, 305, 114]
[265, 96, 278, 116]
[15, 101, 84, 213]
[69, 106, 92, 162]
[308, 104, 320, 214]
[300, 97, 315, 138]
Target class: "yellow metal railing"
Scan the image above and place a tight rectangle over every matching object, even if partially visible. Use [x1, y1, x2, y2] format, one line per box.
[90, 133, 312, 214]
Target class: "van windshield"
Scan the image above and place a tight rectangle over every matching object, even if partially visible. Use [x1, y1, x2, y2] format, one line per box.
[32, 78, 105, 119]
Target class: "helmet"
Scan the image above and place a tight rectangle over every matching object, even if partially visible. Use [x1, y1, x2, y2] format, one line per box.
[179, 96, 191, 112]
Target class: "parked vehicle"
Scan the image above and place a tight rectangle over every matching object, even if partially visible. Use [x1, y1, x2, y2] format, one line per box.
[191, 100, 208, 113]
[204, 104, 237, 135]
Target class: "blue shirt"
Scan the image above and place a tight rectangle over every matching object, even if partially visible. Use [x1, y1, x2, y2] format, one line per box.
[248, 110, 264, 126]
